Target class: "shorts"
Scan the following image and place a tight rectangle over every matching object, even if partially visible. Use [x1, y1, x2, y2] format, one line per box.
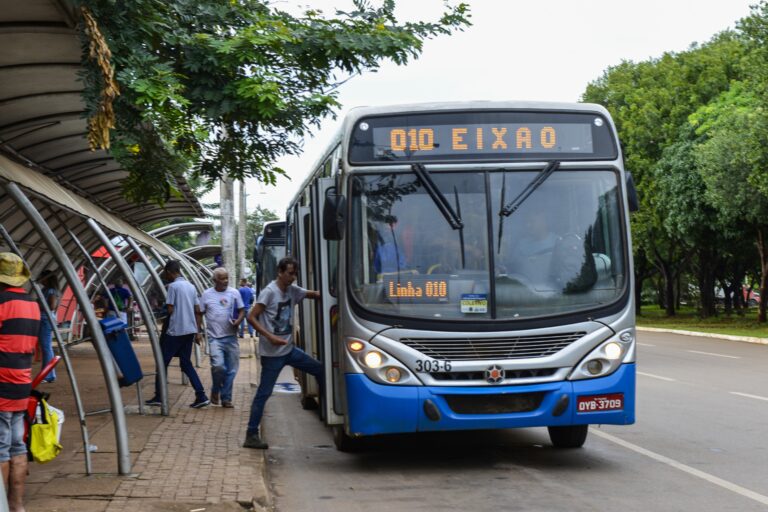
[0, 410, 27, 462]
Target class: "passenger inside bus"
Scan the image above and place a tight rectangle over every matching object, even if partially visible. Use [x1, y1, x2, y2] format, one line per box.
[373, 220, 407, 275]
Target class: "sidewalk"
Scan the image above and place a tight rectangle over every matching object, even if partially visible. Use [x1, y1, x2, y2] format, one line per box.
[636, 326, 768, 345]
[24, 335, 271, 512]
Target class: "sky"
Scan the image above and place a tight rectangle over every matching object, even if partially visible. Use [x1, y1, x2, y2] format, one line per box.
[217, 0, 759, 218]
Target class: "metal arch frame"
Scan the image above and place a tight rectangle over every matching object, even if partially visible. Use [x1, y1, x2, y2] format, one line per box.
[123, 235, 170, 413]
[148, 221, 215, 239]
[0, 224, 94, 475]
[56, 215, 170, 417]
[2, 182, 132, 475]
[86, 219, 168, 416]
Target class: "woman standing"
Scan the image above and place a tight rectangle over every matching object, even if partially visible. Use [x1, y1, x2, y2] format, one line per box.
[37, 270, 59, 383]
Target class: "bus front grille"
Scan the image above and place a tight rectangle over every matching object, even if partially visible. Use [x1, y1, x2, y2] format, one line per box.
[443, 392, 545, 414]
[401, 332, 586, 360]
[429, 368, 558, 381]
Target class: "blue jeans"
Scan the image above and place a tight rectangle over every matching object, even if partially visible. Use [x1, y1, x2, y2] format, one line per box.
[238, 314, 253, 337]
[0, 411, 26, 462]
[38, 318, 56, 381]
[209, 336, 240, 401]
[155, 333, 207, 400]
[246, 347, 323, 435]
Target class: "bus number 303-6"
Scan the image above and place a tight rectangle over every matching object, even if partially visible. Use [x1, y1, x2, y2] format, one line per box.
[415, 360, 452, 372]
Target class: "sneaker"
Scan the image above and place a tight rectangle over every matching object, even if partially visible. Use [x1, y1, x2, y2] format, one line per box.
[222, 400, 233, 408]
[190, 397, 210, 409]
[210, 392, 220, 405]
[243, 432, 268, 449]
[145, 397, 162, 406]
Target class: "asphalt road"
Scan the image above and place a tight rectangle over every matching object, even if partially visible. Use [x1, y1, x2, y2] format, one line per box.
[262, 332, 768, 512]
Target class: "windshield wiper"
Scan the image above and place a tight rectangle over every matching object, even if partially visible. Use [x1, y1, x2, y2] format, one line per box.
[497, 161, 560, 253]
[411, 163, 463, 230]
[499, 161, 560, 217]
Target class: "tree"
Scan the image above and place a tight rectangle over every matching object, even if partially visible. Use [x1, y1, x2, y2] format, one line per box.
[692, 85, 768, 322]
[582, 31, 746, 316]
[76, 0, 470, 205]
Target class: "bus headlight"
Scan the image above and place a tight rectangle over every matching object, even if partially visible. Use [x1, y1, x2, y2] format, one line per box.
[345, 337, 418, 386]
[570, 332, 633, 381]
[348, 340, 365, 352]
[384, 367, 402, 383]
[364, 351, 383, 368]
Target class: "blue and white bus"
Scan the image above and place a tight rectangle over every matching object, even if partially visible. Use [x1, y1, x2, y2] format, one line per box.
[253, 220, 286, 294]
[287, 101, 636, 450]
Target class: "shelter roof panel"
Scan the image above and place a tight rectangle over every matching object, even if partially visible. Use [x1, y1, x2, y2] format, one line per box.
[0, 2, 203, 227]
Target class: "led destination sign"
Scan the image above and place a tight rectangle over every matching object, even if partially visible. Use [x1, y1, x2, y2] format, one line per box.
[380, 123, 591, 156]
[349, 111, 618, 163]
[384, 276, 449, 303]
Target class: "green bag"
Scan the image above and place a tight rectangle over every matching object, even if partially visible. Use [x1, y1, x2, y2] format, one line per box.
[29, 399, 62, 463]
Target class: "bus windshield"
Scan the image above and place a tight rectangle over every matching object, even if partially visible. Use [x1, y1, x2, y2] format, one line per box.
[349, 169, 626, 320]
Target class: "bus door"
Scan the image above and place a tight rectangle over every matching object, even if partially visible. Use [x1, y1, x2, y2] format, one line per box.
[311, 177, 343, 425]
[293, 204, 322, 410]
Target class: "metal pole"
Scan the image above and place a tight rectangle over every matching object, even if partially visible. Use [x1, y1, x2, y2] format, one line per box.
[86, 220, 170, 416]
[0, 225, 93, 475]
[2, 182, 131, 475]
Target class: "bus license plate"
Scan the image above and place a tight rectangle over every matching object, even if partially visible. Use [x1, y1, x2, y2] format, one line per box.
[577, 393, 624, 412]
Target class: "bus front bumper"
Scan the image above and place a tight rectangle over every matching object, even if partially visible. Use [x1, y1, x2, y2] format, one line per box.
[345, 363, 635, 436]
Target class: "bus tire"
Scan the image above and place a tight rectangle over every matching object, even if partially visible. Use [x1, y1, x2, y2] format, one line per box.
[333, 425, 362, 452]
[548, 425, 588, 448]
[301, 395, 318, 410]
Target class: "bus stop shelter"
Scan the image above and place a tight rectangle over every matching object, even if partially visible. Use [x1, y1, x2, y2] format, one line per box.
[0, 0, 214, 475]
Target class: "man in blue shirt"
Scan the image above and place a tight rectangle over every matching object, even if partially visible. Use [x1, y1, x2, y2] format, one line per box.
[237, 278, 254, 338]
[145, 260, 210, 409]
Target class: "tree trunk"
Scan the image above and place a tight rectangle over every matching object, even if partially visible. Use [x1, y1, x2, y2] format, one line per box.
[220, 173, 236, 281]
[635, 274, 644, 317]
[238, 180, 247, 281]
[757, 227, 767, 323]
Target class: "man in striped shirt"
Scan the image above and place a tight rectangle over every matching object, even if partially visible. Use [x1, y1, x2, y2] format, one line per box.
[0, 253, 40, 512]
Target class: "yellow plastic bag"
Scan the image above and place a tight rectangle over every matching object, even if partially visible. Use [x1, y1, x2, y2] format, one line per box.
[29, 399, 62, 463]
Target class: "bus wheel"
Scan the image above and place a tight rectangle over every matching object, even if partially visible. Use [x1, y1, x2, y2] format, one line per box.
[548, 425, 588, 448]
[333, 425, 362, 452]
[300, 395, 318, 410]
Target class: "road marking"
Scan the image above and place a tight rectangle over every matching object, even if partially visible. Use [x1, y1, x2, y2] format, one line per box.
[637, 343, 655, 347]
[730, 392, 768, 402]
[592, 430, 768, 506]
[637, 371, 676, 382]
[687, 350, 740, 359]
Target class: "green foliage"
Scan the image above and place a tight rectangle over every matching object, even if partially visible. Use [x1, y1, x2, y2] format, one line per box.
[75, 0, 470, 205]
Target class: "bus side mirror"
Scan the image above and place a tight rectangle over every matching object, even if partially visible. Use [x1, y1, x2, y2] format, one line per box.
[323, 187, 347, 240]
[626, 172, 639, 213]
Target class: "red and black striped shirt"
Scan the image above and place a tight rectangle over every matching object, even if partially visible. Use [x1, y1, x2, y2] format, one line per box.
[0, 287, 40, 412]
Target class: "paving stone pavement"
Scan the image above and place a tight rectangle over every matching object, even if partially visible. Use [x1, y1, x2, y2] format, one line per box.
[23, 335, 272, 512]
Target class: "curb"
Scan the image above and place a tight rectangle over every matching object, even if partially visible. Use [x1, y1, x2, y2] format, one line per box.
[637, 326, 768, 345]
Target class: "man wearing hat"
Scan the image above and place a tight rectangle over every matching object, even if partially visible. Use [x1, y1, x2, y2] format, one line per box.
[0, 253, 40, 511]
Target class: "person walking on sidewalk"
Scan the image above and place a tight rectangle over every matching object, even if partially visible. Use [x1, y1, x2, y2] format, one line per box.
[145, 260, 210, 409]
[237, 278, 254, 338]
[200, 268, 244, 408]
[0, 253, 41, 511]
[36, 269, 59, 383]
[243, 257, 323, 449]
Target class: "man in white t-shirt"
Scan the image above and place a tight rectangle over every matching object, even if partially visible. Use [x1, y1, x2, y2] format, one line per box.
[200, 268, 245, 408]
[243, 257, 323, 449]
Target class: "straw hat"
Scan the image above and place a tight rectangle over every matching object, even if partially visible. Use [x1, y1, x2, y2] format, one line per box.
[0, 252, 31, 287]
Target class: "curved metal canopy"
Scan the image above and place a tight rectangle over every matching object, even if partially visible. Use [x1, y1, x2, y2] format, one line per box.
[0, 0, 203, 227]
[150, 221, 215, 239]
[182, 244, 222, 260]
